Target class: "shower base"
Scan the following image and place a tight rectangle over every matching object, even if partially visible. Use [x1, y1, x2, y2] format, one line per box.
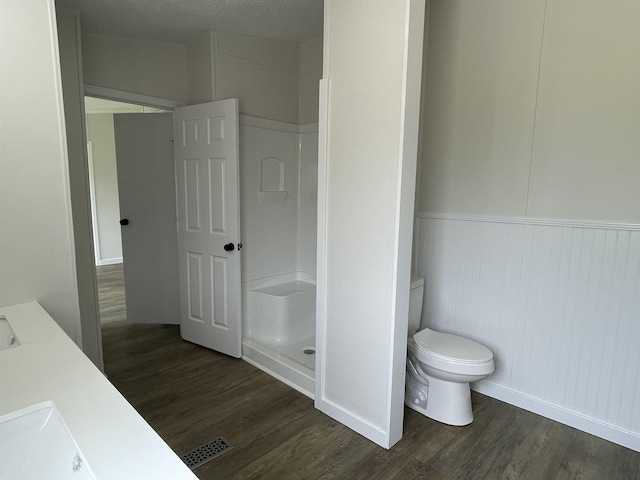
[242, 336, 315, 399]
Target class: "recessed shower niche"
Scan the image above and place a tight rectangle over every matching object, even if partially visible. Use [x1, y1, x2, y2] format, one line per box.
[258, 156, 288, 204]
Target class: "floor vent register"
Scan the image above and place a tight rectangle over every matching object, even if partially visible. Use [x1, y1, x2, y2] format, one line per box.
[181, 437, 233, 470]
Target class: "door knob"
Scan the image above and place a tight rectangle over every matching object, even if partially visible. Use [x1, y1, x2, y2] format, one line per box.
[120, 219, 129, 226]
[224, 242, 235, 252]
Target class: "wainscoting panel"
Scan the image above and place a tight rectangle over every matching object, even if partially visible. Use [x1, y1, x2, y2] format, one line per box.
[413, 214, 640, 450]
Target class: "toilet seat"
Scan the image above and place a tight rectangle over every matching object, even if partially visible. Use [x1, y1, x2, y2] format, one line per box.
[414, 328, 493, 364]
[409, 329, 494, 376]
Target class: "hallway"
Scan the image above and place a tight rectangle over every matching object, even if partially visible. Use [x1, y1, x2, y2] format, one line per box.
[96, 264, 126, 324]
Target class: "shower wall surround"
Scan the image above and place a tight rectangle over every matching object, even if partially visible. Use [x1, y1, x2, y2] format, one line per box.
[239, 116, 318, 284]
[238, 116, 318, 397]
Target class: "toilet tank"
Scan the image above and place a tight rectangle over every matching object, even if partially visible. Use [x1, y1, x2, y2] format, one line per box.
[408, 276, 425, 334]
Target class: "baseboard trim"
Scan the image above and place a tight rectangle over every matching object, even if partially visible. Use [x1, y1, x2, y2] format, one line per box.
[97, 257, 123, 266]
[473, 381, 640, 452]
[316, 397, 390, 449]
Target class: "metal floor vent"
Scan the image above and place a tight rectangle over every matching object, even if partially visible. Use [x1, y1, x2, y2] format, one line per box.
[181, 437, 233, 470]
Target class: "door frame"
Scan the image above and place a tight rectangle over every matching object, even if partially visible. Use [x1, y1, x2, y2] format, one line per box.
[81, 85, 185, 370]
[84, 85, 182, 111]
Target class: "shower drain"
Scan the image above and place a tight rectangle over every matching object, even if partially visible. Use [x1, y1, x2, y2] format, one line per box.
[181, 437, 233, 470]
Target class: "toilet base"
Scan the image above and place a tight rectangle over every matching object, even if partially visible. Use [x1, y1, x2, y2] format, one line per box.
[405, 373, 474, 426]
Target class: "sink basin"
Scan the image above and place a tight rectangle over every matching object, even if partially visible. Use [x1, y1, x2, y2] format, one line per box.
[0, 402, 96, 480]
[0, 317, 20, 350]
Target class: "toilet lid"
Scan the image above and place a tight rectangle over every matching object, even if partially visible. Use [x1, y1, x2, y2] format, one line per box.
[413, 328, 493, 364]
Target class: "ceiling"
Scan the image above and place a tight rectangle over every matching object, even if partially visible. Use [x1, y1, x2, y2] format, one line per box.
[55, 0, 324, 44]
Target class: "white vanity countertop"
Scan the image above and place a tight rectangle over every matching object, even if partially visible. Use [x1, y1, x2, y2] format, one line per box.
[0, 302, 198, 480]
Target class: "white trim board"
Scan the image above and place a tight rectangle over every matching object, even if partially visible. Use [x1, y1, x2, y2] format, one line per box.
[84, 85, 183, 110]
[416, 212, 640, 232]
[86, 141, 102, 268]
[314, 77, 330, 436]
[97, 257, 123, 267]
[318, 399, 389, 448]
[239, 114, 318, 134]
[299, 123, 320, 134]
[473, 382, 640, 452]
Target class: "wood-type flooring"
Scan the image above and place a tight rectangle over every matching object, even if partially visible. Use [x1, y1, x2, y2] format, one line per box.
[98, 266, 640, 479]
[96, 264, 127, 324]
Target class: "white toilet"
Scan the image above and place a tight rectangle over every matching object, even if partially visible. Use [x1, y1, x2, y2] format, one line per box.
[406, 276, 495, 426]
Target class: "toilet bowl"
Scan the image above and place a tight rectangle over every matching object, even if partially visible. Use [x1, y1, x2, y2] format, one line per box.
[406, 276, 494, 426]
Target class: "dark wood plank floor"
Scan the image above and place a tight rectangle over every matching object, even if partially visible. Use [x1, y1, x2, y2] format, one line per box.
[97, 265, 639, 479]
[100, 322, 639, 480]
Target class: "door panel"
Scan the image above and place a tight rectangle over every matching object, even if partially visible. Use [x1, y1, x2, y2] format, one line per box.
[174, 99, 241, 357]
[209, 158, 227, 232]
[113, 113, 179, 325]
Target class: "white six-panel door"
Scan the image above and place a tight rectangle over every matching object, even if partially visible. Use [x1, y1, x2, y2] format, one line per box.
[174, 99, 242, 357]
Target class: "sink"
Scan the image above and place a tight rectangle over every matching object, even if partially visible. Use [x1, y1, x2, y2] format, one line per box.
[0, 317, 20, 350]
[0, 402, 97, 480]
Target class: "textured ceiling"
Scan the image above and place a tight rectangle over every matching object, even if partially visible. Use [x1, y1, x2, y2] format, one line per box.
[55, 0, 324, 44]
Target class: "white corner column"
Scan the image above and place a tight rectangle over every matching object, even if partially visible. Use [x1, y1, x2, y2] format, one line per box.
[315, 0, 425, 448]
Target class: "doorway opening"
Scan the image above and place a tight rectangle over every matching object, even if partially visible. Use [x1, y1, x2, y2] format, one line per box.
[85, 96, 172, 331]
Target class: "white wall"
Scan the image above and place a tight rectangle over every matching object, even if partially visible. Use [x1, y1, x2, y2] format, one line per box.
[317, 0, 425, 448]
[0, 0, 81, 343]
[82, 33, 188, 105]
[418, 0, 543, 216]
[214, 31, 299, 123]
[418, 0, 640, 223]
[415, 0, 640, 450]
[205, 31, 300, 123]
[186, 31, 323, 125]
[185, 34, 214, 105]
[85, 30, 324, 125]
[527, 0, 640, 222]
[299, 36, 323, 125]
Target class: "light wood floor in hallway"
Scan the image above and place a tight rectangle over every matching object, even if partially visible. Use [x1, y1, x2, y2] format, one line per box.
[96, 264, 127, 324]
[97, 266, 640, 479]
